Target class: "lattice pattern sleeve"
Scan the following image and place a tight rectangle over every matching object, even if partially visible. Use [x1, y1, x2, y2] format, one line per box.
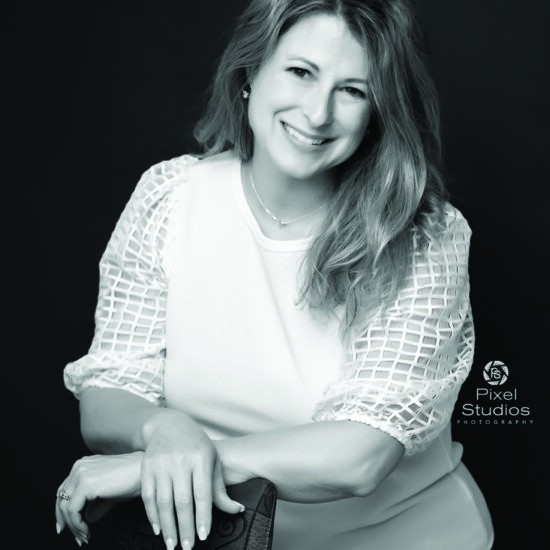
[312, 207, 475, 455]
[63, 156, 196, 405]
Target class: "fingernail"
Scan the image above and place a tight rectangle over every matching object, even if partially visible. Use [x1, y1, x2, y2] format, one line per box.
[75, 537, 82, 547]
[165, 538, 176, 550]
[236, 501, 246, 512]
[56, 522, 61, 534]
[198, 525, 208, 540]
[182, 539, 192, 550]
[152, 523, 160, 536]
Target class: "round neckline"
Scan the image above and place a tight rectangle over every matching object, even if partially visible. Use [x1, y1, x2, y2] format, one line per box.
[232, 157, 314, 252]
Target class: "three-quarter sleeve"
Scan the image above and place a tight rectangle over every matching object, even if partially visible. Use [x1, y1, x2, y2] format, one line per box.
[312, 207, 474, 455]
[63, 155, 196, 405]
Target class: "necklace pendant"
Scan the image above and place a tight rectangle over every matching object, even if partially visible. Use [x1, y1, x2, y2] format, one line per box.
[277, 219, 287, 227]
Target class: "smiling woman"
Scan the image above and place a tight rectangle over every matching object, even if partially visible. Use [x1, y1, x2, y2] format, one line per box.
[55, 1, 494, 549]
[246, 15, 372, 188]
[241, 14, 372, 239]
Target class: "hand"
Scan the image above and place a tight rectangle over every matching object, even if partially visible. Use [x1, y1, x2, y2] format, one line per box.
[140, 409, 245, 550]
[55, 452, 143, 546]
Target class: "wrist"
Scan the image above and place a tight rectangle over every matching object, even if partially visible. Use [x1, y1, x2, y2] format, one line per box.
[139, 408, 182, 448]
[140, 408, 208, 451]
[215, 439, 255, 486]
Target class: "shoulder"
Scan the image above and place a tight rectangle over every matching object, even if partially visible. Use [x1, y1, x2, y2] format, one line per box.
[104, 155, 199, 268]
[184, 150, 240, 185]
[441, 202, 472, 240]
[121, 153, 209, 230]
[415, 202, 472, 260]
[142, 151, 239, 192]
[125, 150, 239, 218]
[134, 154, 200, 202]
[405, 203, 472, 297]
[114, 154, 200, 239]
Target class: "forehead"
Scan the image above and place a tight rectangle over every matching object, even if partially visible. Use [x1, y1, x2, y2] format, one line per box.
[273, 14, 369, 75]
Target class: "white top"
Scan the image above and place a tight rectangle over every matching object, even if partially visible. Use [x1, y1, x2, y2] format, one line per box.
[64, 151, 475, 455]
[64, 152, 493, 549]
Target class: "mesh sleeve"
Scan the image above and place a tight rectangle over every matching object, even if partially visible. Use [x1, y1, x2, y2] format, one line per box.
[63, 155, 196, 405]
[312, 207, 474, 455]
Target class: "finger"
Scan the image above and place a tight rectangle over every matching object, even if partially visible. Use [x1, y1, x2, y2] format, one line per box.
[55, 499, 67, 535]
[141, 461, 161, 537]
[192, 460, 213, 542]
[56, 488, 91, 544]
[55, 495, 66, 534]
[212, 460, 246, 514]
[156, 477, 179, 550]
[172, 473, 195, 550]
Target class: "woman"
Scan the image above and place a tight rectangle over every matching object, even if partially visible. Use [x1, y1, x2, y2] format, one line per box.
[55, 0, 494, 549]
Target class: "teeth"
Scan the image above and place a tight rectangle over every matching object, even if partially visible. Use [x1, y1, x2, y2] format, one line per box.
[283, 123, 327, 145]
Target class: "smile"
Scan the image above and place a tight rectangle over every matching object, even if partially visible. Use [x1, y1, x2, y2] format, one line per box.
[282, 122, 332, 146]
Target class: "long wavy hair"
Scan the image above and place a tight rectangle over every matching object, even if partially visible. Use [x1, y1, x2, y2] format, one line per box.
[194, 0, 449, 340]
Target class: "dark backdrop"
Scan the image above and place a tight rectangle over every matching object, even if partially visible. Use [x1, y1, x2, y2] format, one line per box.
[12, 1, 547, 548]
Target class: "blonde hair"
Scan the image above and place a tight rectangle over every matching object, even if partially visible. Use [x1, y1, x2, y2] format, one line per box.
[194, 0, 448, 339]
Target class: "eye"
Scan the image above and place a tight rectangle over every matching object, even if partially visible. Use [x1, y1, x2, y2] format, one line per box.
[341, 86, 367, 99]
[287, 67, 311, 78]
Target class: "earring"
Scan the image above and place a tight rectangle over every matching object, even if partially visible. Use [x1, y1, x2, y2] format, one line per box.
[241, 86, 250, 99]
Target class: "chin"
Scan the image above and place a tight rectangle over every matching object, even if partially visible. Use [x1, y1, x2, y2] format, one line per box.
[275, 159, 331, 181]
[270, 147, 341, 181]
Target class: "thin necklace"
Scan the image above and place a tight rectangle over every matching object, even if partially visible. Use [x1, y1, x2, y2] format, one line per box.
[248, 170, 327, 227]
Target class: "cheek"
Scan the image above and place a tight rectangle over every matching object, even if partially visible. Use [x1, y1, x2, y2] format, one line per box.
[247, 93, 268, 138]
[344, 107, 372, 143]
[250, 71, 298, 113]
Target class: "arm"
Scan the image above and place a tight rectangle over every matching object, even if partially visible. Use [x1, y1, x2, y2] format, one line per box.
[64, 158, 187, 445]
[215, 209, 473, 502]
[216, 421, 404, 502]
[313, 209, 475, 456]
[79, 387, 174, 454]
[63, 158, 241, 550]
[66, 156, 202, 455]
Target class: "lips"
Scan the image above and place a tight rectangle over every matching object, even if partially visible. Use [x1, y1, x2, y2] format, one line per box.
[281, 122, 332, 146]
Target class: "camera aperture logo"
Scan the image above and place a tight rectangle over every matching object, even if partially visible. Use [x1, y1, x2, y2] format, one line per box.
[456, 360, 534, 426]
[483, 360, 508, 385]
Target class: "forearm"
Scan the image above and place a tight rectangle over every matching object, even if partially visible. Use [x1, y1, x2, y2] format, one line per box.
[216, 421, 404, 503]
[79, 387, 182, 454]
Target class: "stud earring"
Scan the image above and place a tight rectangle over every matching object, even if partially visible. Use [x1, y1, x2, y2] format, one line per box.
[241, 86, 251, 99]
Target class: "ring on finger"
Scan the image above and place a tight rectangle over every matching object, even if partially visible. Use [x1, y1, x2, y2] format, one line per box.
[56, 489, 72, 501]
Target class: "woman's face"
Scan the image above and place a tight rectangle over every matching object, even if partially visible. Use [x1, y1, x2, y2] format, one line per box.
[247, 14, 372, 182]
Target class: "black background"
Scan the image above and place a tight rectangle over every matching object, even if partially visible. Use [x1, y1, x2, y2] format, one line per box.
[11, 1, 547, 548]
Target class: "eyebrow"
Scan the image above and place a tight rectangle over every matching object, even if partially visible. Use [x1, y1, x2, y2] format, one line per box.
[288, 56, 368, 85]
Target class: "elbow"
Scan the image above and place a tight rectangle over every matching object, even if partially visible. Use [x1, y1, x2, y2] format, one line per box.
[348, 473, 385, 498]
[345, 439, 405, 498]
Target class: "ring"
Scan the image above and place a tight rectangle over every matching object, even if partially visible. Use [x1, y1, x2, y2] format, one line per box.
[56, 490, 72, 501]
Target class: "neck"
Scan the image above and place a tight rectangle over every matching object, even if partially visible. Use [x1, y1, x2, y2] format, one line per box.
[242, 155, 332, 239]
[247, 156, 333, 217]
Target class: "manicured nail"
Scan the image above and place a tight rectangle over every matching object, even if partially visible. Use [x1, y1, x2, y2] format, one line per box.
[152, 522, 160, 536]
[165, 537, 176, 550]
[198, 525, 208, 540]
[56, 522, 61, 534]
[236, 502, 246, 512]
[182, 539, 192, 550]
[75, 537, 82, 547]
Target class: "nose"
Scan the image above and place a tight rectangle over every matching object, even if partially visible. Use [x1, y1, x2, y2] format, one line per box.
[300, 85, 333, 127]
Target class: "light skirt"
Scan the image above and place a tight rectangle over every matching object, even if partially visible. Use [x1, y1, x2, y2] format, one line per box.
[272, 461, 493, 550]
